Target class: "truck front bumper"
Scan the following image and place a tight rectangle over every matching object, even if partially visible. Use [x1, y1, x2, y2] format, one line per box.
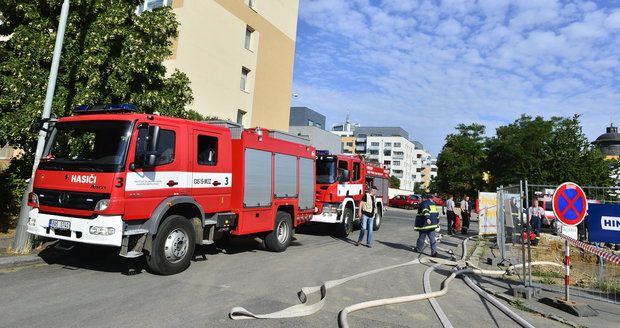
[26, 208, 123, 247]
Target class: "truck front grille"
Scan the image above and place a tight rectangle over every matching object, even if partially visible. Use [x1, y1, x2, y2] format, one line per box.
[34, 188, 110, 211]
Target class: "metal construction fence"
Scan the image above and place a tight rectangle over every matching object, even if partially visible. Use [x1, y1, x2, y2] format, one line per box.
[494, 181, 620, 304]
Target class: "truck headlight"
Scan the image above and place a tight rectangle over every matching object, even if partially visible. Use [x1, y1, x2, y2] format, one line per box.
[89, 226, 116, 235]
[94, 199, 110, 211]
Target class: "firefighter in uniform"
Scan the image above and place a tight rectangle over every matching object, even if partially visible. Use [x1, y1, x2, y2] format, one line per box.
[414, 194, 439, 257]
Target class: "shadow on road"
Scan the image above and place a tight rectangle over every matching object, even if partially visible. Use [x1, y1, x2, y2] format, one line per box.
[377, 240, 415, 252]
[36, 236, 284, 275]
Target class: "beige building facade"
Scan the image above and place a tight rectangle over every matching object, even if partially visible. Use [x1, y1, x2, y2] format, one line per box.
[164, 0, 299, 131]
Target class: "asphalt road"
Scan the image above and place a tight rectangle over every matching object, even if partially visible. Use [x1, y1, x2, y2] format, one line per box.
[0, 208, 565, 328]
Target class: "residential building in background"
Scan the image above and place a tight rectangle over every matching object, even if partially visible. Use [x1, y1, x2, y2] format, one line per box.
[289, 107, 340, 154]
[290, 106, 326, 129]
[163, 0, 299, 131]
[331, 114, 360, 154]
[354, 127, 415, 190]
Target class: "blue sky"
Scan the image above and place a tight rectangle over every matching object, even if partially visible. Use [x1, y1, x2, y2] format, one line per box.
[290, 0, 620, 155]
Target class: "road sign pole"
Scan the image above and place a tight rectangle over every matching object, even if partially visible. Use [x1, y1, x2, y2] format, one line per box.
[565, 239, 570, 302]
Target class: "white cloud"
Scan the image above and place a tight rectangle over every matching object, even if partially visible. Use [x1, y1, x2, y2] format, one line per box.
[294, 0, 620, 154]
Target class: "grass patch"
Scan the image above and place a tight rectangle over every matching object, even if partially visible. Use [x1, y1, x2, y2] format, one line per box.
[532, 270, 563, 279]
[509, 298, 529, 312]
[539, 277, 557, 285]
[592, 279, 620, 298]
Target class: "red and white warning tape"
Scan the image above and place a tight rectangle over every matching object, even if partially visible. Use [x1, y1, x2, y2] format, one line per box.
[560, 234, 620, 265]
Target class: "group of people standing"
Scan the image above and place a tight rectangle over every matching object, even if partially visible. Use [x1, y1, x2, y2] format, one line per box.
[413, 194, 474, 257]
[444, 195, 473, 235]
[354, 189, 476, 257]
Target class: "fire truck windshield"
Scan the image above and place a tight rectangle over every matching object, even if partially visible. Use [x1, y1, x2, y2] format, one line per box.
[316, 158, 337, 184]
[39, 120, 132, 172]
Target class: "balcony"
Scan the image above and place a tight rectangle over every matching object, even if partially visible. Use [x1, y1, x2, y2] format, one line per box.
[393, 154, 404, 160]
[355, 145, 366, 152]
[356, 137, 367, 143]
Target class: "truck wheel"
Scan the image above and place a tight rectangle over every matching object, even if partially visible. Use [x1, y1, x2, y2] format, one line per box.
[264, 211, 292, 252]
[146, 215, 196, 275]
[337, 208, 353, 237]
[373, 208, 382, 231]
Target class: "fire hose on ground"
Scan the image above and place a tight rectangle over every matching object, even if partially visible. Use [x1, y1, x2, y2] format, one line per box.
[229, 235, 563, 327]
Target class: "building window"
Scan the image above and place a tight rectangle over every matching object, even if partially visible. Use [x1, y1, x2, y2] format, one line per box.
[240, 67, 250, 91]
[248, 0, 257, 10]
[315, 123, 322, 129]
[346, 142, 353, 147]
[197, 135, 218, 166]
[394, 142, 401, 147]
[308, 120, 314, 126]
[245, 26, 254, 50]
[370, 142, 380, 147]
[385, 142, 391, 147]
[393, 161, 401, 166]
[383, 160, 391, 165]
[383, 150, 391, 156]
[236, 109, 246, 125]
[369, 149, 379, 155]
[136, 0, 173, 14]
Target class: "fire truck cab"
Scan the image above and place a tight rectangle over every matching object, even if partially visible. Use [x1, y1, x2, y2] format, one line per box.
[312, 153, 388, 236]
[27, 105, 316, 275]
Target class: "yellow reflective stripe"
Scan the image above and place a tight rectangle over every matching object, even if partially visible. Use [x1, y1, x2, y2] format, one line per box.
[414, 224, 438, 231]
[429, 205, 438, 212]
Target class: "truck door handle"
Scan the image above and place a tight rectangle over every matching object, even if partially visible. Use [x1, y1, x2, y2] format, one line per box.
[167, 180, 178, 187]
[213, 181, 221, 187]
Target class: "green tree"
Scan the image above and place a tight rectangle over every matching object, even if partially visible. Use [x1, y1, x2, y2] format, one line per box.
[486, 114, 611, 187]
[485, 115, 553, 187]
[0, 1, 201, 227]
[389, 175, 400, 189]
[434, 123, 487, 197]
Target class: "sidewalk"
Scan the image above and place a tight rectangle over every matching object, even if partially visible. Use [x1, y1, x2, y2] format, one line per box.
[475, 239, 620, 328]
[0, 235, 64, 270]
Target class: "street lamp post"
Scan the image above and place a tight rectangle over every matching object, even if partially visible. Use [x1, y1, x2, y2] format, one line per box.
[12, 0, 70, 253]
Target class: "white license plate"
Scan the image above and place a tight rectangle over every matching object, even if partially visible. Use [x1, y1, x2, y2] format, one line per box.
[49, 219, 71, 230]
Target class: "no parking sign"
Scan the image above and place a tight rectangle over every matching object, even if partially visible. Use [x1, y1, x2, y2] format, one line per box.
[552, 182, 588, 227]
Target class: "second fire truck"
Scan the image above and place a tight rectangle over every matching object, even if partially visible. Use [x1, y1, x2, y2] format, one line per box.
[312, 153, 389, 236]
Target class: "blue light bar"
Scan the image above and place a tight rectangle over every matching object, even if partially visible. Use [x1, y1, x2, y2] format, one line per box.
[316, 150, 330, 156]
[73, 103, 137, 114]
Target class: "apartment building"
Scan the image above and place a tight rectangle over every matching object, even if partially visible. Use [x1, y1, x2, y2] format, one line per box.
[289, 107, 340, 154]
[331, 115, 360, 154]
[354, 127, 416, 191]
[161, 0, 299, 131]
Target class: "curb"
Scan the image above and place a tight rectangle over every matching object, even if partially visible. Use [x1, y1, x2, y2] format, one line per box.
[0, 254, 45, 270]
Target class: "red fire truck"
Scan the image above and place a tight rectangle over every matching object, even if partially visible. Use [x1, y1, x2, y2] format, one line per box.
[312, 153, 389, 236]
[26, 105, 316, 275]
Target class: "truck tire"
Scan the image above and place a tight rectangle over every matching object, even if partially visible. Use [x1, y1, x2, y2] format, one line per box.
[337, 208, 353, 237]
[264, 211, 293, 252]
[373, 207, 382, 231]
[146, 215, 196, 275]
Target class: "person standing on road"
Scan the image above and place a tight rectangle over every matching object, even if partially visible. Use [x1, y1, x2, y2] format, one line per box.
[356, 187, 377, 247]
[460, 195, 471, 234]
[528, 199, 544, 246]
[445, 195, 456, 235]
[414, 194, 440, 257]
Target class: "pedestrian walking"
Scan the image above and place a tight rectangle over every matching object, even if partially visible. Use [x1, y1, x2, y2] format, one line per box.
[460, 195, 471, 234]
[414, 194, 440, 257]
[445, 195, 456, 235]
[528, 199, 544, 246]
[356, 186, 377, 247]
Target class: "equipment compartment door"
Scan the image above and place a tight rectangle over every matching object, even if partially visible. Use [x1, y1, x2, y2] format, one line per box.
[191, 130, 232, 213]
